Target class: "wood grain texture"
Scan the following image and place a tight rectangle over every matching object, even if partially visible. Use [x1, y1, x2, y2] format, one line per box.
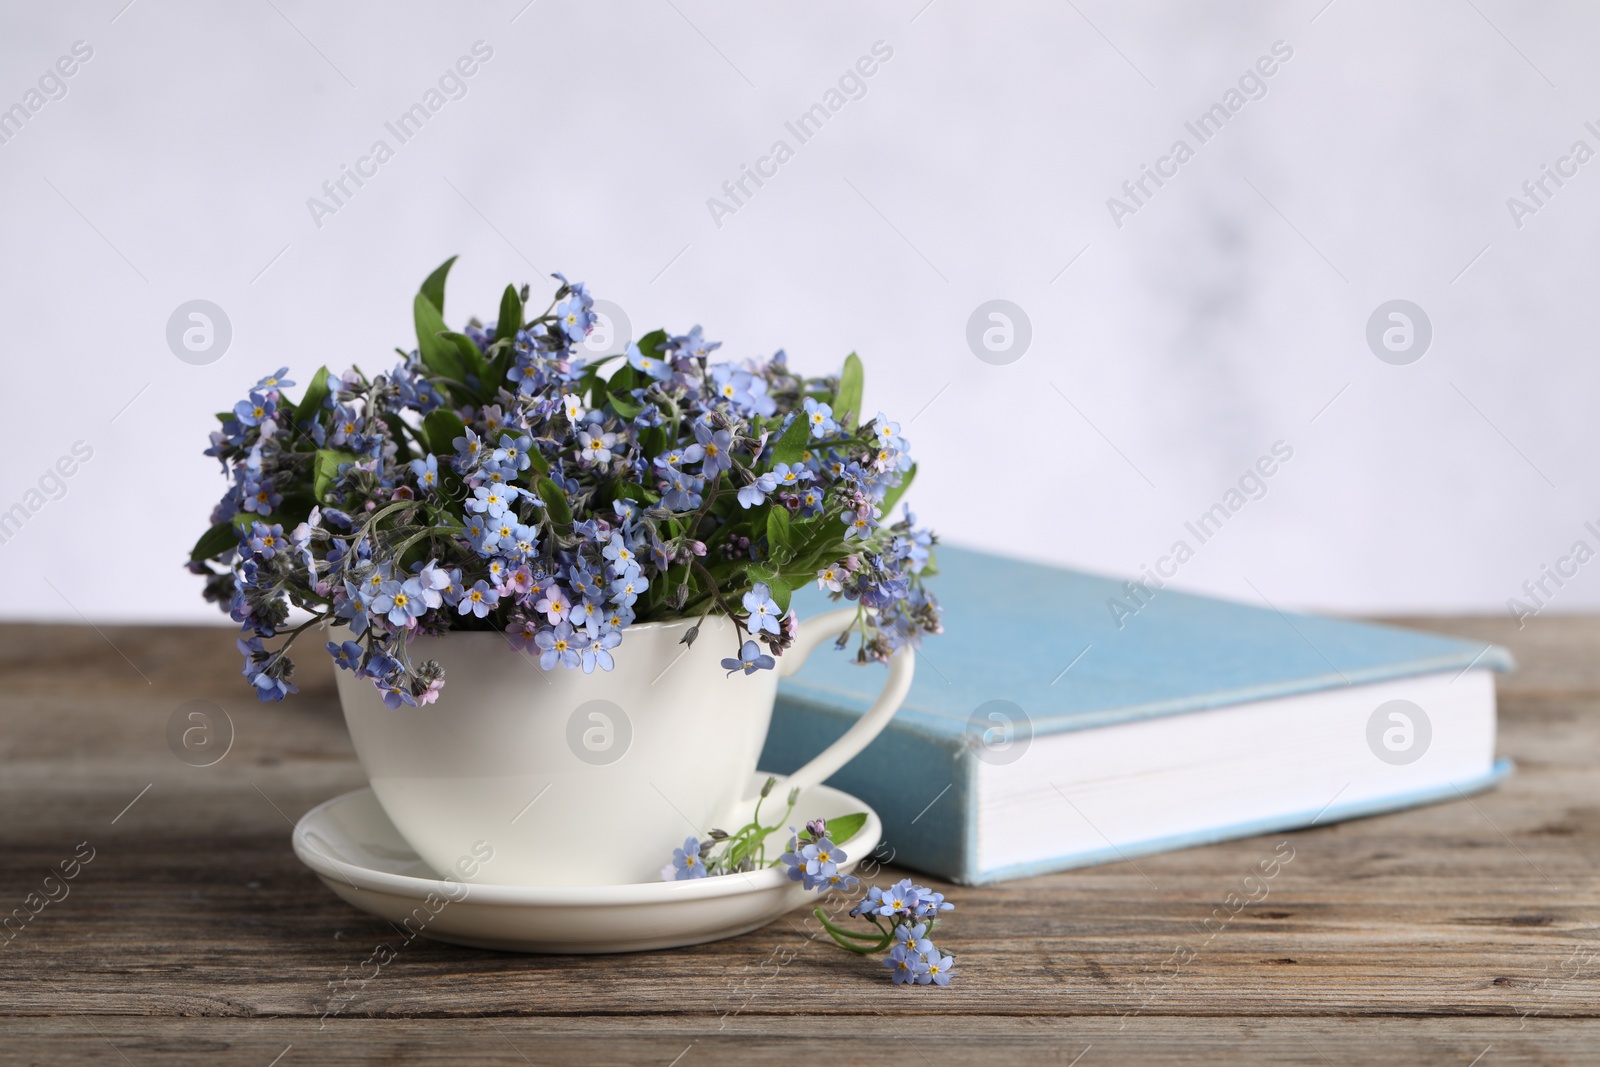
[1, 615, 1596, 1066]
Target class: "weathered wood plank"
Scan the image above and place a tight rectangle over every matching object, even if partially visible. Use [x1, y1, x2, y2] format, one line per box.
[0, 1016, 1592, 1066]
[0, 616, 1597, 1065]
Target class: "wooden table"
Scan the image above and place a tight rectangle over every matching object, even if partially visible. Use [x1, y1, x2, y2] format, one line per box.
[1, 616, 1595, 1065]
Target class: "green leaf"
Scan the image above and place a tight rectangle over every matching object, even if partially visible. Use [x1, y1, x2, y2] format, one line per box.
[414, 294, 465, 381]
[766, 505, 793, 564]
[823, 812, 868, 844]
[745, 564, 793, 613]
[606, 364, 648, 419]
[496, 283, 522, 343]
[399, 538, 430, 571]
[832, 352, 864, 431]
[635, 328, 668, 360]
[608, 363, 639, 396]
[274, 490, 316, 529]
[792, 544, 840, 577]
[768, 574, 794, 614]
[422, 409, 466, 458]
[609, 394, 644, 419]
[189, 522, 239, 562]
[485, 344, 516, 396]
[640, 426, 668, 462]
[215, 411, 234, 423]
[314, 449, 358, 501]
[441, 331, 490, 387]
[537, 477, 572, 526]
[419, 255, 457, 315]
[771, 410, 813, 466]
[614, 481, 660, 504]
[878, 462, 917, 517]
[293, 366, 331, 427]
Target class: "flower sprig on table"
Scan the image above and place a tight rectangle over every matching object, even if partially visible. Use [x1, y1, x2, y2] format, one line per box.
[189, 257, 941, 704]
[664, 777, 958, 985]
[663, 775, 825, 879]
[830, 878, 957, 986]
[664, 776, 870, 885]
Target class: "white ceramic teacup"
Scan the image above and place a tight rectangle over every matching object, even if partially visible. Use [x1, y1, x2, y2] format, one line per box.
[333, 608, 913, 887]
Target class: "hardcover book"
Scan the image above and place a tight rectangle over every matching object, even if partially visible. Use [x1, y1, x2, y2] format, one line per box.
[761, 546, 1513, 885]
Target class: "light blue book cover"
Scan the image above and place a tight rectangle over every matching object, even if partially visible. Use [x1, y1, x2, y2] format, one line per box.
[761, 545, 1514, 885]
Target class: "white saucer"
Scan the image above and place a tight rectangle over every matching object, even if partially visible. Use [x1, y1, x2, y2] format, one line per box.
[292, 775, 882, 953]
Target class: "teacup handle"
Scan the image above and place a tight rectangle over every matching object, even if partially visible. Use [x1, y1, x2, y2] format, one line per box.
[767, 607, 915, 798]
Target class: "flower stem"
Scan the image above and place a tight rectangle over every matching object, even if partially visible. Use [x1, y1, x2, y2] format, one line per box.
[812, 907, 894, 955]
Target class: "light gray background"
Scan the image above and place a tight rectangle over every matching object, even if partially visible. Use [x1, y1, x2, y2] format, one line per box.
[0, 0, 1592, 623]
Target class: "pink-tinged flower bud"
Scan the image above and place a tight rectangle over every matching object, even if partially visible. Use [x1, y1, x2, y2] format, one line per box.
[690, 541, 707, 556]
